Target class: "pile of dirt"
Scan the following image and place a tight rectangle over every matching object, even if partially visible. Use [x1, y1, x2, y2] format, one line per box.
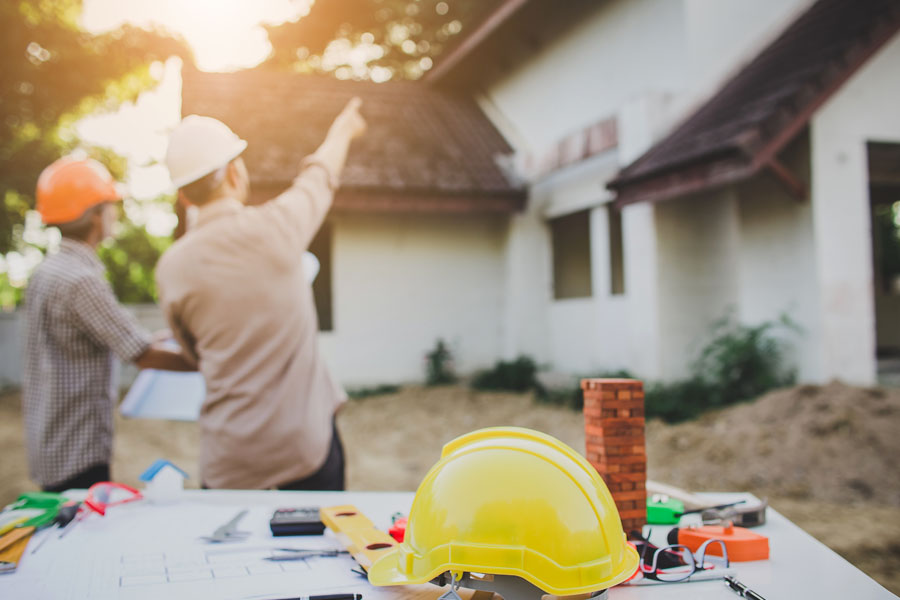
[646, 381, 900, 506]
[339, 385, 586, 491]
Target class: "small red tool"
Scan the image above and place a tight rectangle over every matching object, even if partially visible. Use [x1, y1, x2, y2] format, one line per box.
[389, 515, 407, 543]
[668, 524, 769, 561]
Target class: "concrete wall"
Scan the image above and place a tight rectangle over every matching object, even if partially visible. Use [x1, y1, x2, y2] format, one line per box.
[734, 137, 823, 382]
[810, 32, 900, 384]
[320, 212, 508, 386]
[483, 0, 811, 157]
[654, 191, 741, 379]
[0, 311, 24, 388]
[484, 0, 686, 153]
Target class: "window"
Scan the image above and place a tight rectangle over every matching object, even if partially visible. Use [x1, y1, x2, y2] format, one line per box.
[608, 205, 625, 295]
[309, 222, 333, 331]
[551, 210, 592, 299]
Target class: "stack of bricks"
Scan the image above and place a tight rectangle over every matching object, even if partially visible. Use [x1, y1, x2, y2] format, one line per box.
[582, 378, 647, 535]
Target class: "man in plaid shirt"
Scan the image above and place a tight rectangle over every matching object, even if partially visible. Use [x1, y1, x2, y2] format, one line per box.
[23, 157, 195, 493]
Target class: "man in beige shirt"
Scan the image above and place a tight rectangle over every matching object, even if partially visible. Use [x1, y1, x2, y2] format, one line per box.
[157, 99, 366, 489]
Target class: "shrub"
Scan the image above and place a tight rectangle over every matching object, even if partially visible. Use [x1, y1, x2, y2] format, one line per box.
[645, 313, 798, 422]
[531, 312, 798, 423]
[471, 356, 540, 392]
[347, 384, 400, 400]
[425, 339, 456, 385]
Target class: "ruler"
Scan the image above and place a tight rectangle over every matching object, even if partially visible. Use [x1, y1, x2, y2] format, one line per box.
[0, 526, 35, 574]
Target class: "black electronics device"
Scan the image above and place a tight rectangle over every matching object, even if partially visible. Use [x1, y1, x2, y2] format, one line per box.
[269, 507, 326, 536]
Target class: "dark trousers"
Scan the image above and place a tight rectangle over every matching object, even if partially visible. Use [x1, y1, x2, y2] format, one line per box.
[43, 463, 110, 493]
[202, 421, 346, 490]
[278, 421, 346, 491]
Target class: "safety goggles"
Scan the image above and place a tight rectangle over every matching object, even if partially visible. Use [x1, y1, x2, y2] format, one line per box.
[83, 482, 143, 516]
[635, 537, 730, 582]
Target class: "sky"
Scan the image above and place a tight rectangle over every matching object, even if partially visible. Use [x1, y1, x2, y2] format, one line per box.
[77, 0, 315, 233]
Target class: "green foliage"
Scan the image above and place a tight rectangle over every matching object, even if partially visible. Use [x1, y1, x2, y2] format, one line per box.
[97, 215, 171, 303]
[425, 338, 456, 385]
[264, 0, 491, 80]
[471, 356, 540, 392]
[645, 313, 798, 422]
[533, 313, 798, 423]
[536, 370, 635, 411]
[347, 384, 401, 400]
[643, 377, 718, 423]
[0, 0, 188, 253]
[0, 272, 25, 311]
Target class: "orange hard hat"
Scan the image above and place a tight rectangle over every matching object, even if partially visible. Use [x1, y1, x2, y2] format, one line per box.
[36, 157, 120, 225]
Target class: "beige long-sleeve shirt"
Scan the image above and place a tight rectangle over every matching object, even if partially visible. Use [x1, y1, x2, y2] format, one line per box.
[155, 161, 346, 489]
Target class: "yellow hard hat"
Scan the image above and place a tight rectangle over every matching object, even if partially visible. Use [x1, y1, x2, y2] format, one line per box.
[368, 427, 639, 596]
[165, 115, 247, 188]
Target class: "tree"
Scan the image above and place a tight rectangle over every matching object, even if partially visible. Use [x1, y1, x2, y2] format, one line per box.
[97, 211, 172, 304]
[264, 0, 497, 80]
[0, 0, 187, 254]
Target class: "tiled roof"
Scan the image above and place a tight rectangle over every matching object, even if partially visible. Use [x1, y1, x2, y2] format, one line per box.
[608, 0, 900, 206]
[180, 68, 525, 212]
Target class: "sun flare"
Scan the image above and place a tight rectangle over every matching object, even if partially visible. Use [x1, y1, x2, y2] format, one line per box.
[82, 0, 313, 72]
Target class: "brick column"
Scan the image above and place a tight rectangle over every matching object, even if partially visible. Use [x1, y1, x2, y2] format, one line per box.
[582, 378, 647, 535]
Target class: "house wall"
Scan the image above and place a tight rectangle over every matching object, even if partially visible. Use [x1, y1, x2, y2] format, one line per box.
[0, 311, 24, 387]
[480, 0, 815, 382]
[484, 0, 686, 153]
[734, 137, 823, 382]
[483, 0, 811, 156]
[320, 212, 508, 386]
[810, 32, 900, 384]
[654, 191, 741, 379]
[521, 152, 638, 376]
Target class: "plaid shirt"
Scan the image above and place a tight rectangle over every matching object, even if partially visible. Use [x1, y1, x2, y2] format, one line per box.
[23, 238, 151, 488]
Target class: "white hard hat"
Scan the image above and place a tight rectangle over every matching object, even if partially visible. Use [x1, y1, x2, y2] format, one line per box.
[165, 115, 248, 188]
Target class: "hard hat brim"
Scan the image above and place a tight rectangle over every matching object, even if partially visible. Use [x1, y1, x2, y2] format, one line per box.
[169, 139, 247, 189]
[368, 543, 640, 596]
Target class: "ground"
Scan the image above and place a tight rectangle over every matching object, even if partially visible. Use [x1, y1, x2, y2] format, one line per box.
[1, 382, 898, 594]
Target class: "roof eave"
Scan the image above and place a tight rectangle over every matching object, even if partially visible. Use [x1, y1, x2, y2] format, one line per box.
[611, 158, 757, 208]
[424, 0, 530, 84]
[609, 3, 900, 207]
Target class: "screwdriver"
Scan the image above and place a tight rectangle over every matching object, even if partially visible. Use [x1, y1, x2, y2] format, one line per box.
[29, 502, 80, 554]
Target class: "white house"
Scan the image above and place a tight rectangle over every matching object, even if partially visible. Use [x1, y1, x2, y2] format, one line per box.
[176, 0, 899, 388]
[424, 0, 900, 385]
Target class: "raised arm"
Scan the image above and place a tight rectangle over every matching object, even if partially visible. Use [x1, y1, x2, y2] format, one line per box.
[256, 98, 367, 254]
[308, 97, 367, 182]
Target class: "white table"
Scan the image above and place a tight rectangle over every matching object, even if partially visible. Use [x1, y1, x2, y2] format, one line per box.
[0, 490, 894, 600]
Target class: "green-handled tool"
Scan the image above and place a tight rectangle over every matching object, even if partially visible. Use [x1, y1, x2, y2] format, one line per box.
[3, 492, 65, 530]
[647, 494, 685, 524]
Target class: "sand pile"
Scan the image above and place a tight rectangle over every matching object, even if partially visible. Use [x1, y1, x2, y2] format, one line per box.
[646, 381, 900, 506]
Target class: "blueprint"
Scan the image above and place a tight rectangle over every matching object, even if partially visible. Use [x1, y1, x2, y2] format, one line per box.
[1, 502, 369, 600]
